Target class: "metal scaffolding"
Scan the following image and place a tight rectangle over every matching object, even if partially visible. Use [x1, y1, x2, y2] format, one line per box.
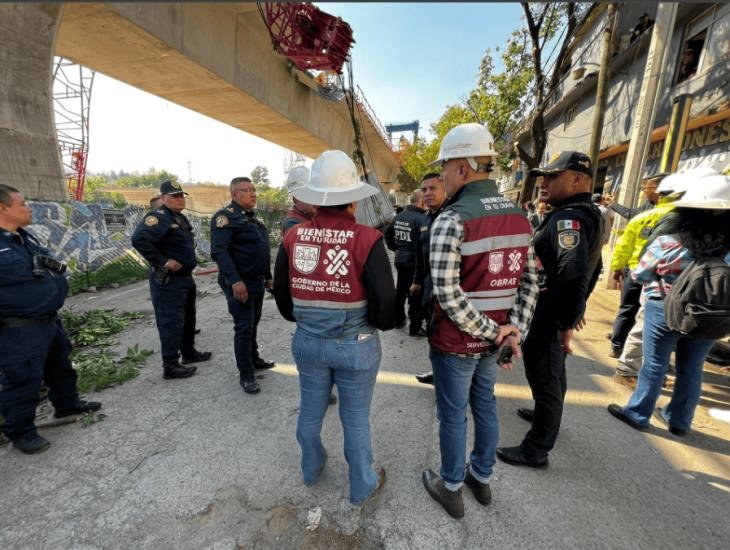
[53, 57, 95, 201]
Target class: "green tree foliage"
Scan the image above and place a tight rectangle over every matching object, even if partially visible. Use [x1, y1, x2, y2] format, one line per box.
[399, 2, 588, 203]
[82, 174, 127, 206]
[513, 2, 588, 202]
[254, 183, 287, 212]
[396, 138, 441, 192]
[250, 165, 271, 186]
[113, 169, 180, 188]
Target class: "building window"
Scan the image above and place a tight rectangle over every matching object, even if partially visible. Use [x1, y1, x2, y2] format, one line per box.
[564, 104, 576, 129]
[675, 5, 728, 84]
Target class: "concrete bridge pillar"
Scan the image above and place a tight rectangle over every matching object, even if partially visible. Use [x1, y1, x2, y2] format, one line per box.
[0, 3, 66, 200]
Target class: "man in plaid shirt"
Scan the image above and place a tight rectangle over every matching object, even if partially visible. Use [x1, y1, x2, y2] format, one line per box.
[421, 124, 539, 519]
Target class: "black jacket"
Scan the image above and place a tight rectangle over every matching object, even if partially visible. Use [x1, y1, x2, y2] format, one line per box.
[384, 205, 427, 265]
[132, 206, 197, 274]
[532, 193, 604, 330]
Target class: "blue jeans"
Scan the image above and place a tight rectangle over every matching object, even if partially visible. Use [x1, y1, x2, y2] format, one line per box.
[621, 299, 714, 431]
[292, 328, 381, 504]
[430, 348, 499, 491]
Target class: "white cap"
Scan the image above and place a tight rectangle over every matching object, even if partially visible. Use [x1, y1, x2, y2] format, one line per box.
[292, 150, 378, 206]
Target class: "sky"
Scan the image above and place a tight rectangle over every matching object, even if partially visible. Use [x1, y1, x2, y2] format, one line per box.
[83, 2, 525, 188]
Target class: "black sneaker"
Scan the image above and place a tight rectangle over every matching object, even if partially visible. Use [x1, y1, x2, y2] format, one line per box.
[180, 350, 212, 364]
[163, 362, 197, 379]
[54, 399, 102, 418]
[12, 432, 51, 454]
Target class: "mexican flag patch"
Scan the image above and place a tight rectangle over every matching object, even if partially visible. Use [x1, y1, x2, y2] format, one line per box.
[557, 219, 580, 231]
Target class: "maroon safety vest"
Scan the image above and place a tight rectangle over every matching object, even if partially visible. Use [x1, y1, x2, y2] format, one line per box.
[429, 180, 532, 355]
[283, 208, 381, 309]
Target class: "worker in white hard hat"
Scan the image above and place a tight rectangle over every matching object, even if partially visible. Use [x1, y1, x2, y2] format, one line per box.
[421, 123, 539, 519]
[611, 170, 694, 387]
[608, 170, 730, 436]
[272, 150, 395, 506]
[282, 165, 316, 234]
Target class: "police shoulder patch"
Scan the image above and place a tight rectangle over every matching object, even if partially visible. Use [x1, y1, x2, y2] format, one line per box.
[144, 215, 159, 227]
[558, 229, 580, 250]
[556, 219, 580, 231]
[215, 215, 229, 228]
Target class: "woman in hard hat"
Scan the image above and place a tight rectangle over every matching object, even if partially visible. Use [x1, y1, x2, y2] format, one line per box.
[608, 169, 730, 436]
[273, 150, 395, 505]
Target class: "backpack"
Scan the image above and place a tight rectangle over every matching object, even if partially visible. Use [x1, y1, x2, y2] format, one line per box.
[659, 257, 730, 339]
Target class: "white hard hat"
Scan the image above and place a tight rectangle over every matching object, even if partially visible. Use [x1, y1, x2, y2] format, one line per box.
[292, 150, 378, 206]
[657, 167, 717, 197]
[672, 169, 730, 210]
[429, 123, 498, 169]
[286, 166, 310, 193]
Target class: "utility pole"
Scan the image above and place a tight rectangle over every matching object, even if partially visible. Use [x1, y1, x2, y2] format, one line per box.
[661, 94, 693, 173]
[589, 3, 616, 191]
[614, 3, 678, 216]
[604, 3, 678, 288]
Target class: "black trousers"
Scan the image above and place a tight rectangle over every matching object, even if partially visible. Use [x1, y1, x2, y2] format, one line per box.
[149, 273, 197, 363]
[520, 302, 567, 458]
[394, 261, 422, 331]
[220, 280, 263, 384]
[610, 270, 642, 350]
[0, 318, 79, 439]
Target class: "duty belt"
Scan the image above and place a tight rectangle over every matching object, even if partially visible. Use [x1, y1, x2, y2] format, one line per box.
[0, 313, 57, 328]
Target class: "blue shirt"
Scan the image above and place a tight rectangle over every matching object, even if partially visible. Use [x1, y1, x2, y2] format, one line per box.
[0, 229, 68, 317]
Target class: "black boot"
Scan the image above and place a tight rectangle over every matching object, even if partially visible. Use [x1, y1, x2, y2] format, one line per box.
[181, 350, 212, 364]
[54, 399, 102, 418]
[163, 361, 196, 379]
[422, 469, 464, 518]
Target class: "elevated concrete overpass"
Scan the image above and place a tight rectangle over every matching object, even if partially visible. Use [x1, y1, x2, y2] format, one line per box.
[1, 3, 401, 204]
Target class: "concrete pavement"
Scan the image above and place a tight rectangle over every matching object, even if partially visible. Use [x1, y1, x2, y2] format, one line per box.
[1, 269, 729, 549]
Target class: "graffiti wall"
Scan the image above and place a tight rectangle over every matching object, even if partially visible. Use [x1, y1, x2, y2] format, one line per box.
[28, 201, 211, 273]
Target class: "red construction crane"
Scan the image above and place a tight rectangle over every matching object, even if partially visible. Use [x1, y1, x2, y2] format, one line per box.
[260, 2, 355, 74]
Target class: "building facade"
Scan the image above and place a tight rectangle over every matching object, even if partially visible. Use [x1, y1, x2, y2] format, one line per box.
[509, 2, 729, 201]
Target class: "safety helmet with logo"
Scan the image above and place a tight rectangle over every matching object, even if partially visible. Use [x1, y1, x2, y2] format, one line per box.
[672, 168, 730, 210]
[286, 166, 310, 193]
[292, 150, 378, 206]
[429, 123, 498, 171]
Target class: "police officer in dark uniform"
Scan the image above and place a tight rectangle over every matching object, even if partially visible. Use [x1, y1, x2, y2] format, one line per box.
[410, 173, 447, 384]
[384, 190, 428, 335]
[131, 180, 211, 380]
[497, 151, 603, 468]
[0, 184, 101, 454]
[210, 176, 274, 395]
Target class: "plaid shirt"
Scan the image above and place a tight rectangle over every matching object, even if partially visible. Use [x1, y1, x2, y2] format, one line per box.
[633, 234, 730, 298]
[430, 208, 540, 354]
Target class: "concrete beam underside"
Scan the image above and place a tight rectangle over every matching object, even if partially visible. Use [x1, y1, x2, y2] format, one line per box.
[56, 3, 400, 184]
[0, 3, 67, 201]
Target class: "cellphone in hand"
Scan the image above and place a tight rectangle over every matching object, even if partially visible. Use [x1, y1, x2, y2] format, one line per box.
[496, 346, 513, 365]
